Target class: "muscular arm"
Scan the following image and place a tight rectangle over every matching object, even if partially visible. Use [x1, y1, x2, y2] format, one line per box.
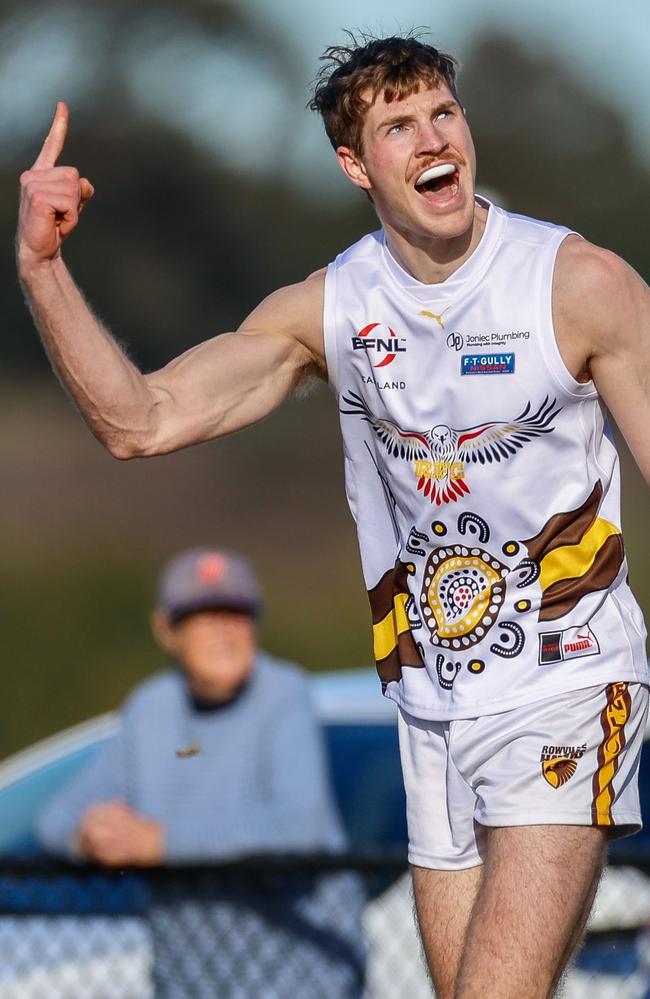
[553, 236, 650, 485]
[17, 103, 325, 460]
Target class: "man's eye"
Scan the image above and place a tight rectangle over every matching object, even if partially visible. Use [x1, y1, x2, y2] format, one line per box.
[435, 110, 452, 122]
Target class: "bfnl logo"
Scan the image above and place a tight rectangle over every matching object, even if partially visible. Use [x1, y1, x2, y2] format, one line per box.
[352, 323, 407, 368]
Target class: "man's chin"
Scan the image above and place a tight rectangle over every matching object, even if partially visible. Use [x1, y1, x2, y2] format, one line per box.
[419, 195, 478, 242]
[189, 676, 249, 704]
[190, 686, 230, 705]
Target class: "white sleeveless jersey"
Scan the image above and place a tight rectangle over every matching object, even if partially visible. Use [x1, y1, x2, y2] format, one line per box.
[324, 199, 648, 721]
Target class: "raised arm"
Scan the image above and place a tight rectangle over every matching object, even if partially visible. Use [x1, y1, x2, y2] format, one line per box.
[553, 235, 650, 486]
[17, 103, 326, 460]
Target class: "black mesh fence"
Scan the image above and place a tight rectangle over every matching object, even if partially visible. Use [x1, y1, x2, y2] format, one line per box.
[0, 854, 649, 997]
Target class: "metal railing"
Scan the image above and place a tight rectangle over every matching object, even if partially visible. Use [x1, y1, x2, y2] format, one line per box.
[0, 854, 648, 998]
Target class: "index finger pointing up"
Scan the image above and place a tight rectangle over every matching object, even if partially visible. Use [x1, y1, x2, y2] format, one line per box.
[32, 101, 69, 170]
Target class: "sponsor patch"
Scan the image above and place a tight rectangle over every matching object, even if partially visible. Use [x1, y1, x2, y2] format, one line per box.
[465, 330, 531, 348]
[461, 353, 515, 375]
[351, 323, 406, 368]
[539, 625, 600, 665]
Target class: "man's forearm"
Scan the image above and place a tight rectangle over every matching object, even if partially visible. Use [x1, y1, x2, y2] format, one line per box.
[18, 105, 325, 462]
[19, 257, 157, 459]
[17, 103, 157, 459]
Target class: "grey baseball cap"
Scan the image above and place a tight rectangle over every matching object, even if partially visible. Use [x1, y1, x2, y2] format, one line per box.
[157, 548, 263, 620]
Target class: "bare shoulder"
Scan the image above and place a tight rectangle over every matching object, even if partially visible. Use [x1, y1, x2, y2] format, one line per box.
[238, 268, 326, 377]
[554, 236, 646, 364]
[553, 236, 650, 483]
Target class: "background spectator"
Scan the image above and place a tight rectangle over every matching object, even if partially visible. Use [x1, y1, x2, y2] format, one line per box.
[37, 547, 365, 997]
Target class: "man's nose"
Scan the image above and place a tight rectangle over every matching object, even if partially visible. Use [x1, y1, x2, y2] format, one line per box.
[414, 120, 448, 156]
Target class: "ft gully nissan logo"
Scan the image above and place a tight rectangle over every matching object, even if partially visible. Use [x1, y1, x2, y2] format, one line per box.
[352, 323, 407, 368]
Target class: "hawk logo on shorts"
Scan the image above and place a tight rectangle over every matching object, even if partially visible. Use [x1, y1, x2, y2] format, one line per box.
[540, 743, 586, 787]
[542, 758, 577, 788]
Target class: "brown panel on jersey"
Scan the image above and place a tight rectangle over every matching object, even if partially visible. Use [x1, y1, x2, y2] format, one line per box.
[368, 566, 396, 624]
[376, 648, 403, 684]
[524, 480, 602, 563]
[539, 534, 625, 621]
[369, 560, 425, 683]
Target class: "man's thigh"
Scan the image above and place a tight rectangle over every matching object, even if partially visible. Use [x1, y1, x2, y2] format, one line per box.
[455, 824, 608, 999]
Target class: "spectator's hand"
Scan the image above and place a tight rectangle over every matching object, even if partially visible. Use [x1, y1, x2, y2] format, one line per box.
[76, 800, 164, 867]
[17, 102, 94, 272]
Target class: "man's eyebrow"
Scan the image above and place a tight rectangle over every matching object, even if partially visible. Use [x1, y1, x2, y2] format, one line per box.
[374, 99, 459, 133]
[374, 111, 416, 133]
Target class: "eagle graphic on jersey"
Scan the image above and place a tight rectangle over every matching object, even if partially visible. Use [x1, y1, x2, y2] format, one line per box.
[340, 392, 561, 505]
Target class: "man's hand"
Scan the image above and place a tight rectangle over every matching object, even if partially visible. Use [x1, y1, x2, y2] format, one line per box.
[17, 102, 94, 273]
[76, 800, 164, 867]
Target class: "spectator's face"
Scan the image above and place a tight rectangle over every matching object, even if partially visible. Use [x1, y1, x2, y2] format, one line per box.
[154, 608, 256, 702]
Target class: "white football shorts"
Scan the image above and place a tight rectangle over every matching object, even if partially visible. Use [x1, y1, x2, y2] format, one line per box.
[398, 681, 649, 870]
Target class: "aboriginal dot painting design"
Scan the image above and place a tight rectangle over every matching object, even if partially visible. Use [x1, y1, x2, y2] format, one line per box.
[420, 545, 508, 651]
[367, 482, 621, 692]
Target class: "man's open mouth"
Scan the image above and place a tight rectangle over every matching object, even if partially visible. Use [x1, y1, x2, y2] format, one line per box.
[414, 163, 459, 200]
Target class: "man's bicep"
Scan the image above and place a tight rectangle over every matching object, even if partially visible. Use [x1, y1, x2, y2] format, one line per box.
[141, 275, 325, 456]
[238, 268, 326, 356]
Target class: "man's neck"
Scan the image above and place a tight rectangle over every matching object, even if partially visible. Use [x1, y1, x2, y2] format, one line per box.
[384, 201, 489, 285]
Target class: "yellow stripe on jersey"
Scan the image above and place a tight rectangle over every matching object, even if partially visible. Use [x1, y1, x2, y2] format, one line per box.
[373, 592, 410, 662]
[539, 517, 621, 592]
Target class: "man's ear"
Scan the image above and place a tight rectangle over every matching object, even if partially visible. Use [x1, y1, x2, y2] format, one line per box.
[150, 609, 176, 655]
[336, 146, 372, 191]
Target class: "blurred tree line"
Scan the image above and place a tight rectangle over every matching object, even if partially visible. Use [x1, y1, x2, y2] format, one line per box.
[1, 7, 649, 756]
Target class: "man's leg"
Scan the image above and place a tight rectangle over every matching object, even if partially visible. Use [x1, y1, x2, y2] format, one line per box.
[398, 707, 486, 996]
[412, 864, 482, 999]
[453, 824, 607, 999]
[406, 682, 645, 995]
